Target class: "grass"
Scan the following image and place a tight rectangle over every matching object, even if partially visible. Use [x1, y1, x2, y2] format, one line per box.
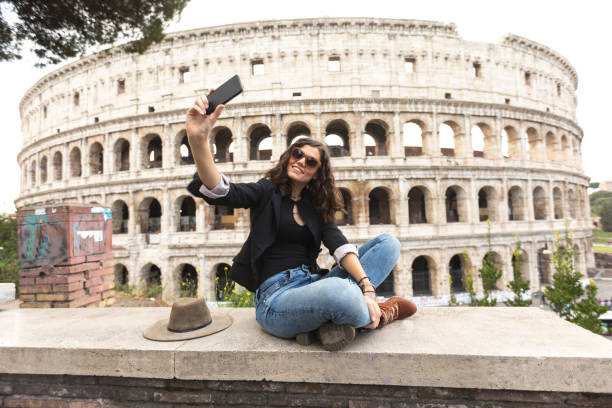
[594, 246, 612, 254]
[593, 229, 612, 244]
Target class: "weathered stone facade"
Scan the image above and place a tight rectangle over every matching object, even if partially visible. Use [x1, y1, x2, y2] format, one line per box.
[15, 18, 592, 302]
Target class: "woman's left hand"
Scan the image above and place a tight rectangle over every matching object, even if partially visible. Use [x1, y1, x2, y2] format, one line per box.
[362, 292, 381, 329]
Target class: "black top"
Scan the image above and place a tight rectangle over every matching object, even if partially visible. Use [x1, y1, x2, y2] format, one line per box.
[187, 172, 351, 291]
[259, 195, 311, 282]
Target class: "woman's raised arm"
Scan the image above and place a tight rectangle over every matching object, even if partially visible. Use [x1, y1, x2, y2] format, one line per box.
[185, 91, 225, 189]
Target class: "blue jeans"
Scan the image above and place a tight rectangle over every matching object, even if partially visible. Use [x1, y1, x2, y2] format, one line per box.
[255, 233, 401, 339]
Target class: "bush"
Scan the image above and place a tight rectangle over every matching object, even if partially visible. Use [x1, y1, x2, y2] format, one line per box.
[505, 238, 532, 306]
[0, 214, 19, 294]
[600, 200, 612, 232]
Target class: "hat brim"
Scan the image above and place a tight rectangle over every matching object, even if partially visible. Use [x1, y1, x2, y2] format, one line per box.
[143, 313, 233, 342]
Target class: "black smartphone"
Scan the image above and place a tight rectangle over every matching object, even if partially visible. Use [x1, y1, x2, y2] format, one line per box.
[205, 75, 243, 115]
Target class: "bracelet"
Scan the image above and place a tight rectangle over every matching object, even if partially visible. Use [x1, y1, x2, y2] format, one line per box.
[363, 290, 376, 297]
[361, 285, 375, 294]
[357, 276, 371, 286]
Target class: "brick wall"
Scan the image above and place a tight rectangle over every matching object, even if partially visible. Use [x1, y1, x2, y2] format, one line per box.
[0, 374, 610, 408]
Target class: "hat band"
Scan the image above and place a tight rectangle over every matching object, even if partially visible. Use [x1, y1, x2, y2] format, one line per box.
[167, 319, 212, 333]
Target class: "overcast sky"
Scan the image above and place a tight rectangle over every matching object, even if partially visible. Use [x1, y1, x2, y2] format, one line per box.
[1, 0, 608, 214]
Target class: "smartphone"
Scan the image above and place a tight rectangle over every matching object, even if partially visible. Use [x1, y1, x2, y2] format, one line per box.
[205, 75, 243, 115]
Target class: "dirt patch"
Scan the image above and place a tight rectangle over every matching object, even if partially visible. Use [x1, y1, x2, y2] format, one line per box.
[111, 292, 169, 307]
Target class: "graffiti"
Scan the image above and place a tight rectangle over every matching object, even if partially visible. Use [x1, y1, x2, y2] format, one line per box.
[91, 207, 112, 221]
[19, 214, 50, 262]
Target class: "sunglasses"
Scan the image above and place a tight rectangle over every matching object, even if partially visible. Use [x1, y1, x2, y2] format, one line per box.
[291, 148, 321, 169]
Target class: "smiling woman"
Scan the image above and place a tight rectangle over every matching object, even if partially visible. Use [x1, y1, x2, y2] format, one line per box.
[185, 94, 416, 351]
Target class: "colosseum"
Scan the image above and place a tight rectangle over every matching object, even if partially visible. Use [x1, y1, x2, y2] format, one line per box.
[15, 17, 592, 305]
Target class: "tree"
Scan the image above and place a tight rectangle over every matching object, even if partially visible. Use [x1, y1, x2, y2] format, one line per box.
[0, 214, 19, 293]
[0, 0, 189, 66]
[477, 219, 503, 306]
[600, 200, 612, 232]
[589, 182, 600, 189]
[589, 191, 612, 217]
[505, 238, 532, 306]
[572, 282, 608, 334]
[544, 230, 607, 333]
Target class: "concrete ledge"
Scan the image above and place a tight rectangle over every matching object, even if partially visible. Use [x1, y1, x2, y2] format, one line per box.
[1, 307, 611, 393]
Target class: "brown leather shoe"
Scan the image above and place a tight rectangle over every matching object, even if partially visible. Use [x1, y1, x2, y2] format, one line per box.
[377, 297, 417, 328]
[316, 322, 356, 351]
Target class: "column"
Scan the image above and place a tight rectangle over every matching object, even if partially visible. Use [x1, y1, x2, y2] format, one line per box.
[131, 128, 139, 171]
[390, 111, 403, 159]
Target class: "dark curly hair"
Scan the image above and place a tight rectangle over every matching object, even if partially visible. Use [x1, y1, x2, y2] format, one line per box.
[264, 137, 345, 223]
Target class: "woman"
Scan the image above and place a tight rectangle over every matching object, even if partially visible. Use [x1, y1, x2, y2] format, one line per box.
[185, 93, 417, 351]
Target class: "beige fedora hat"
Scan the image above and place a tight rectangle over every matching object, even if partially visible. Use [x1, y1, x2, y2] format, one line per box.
[143, 298, 232, 342]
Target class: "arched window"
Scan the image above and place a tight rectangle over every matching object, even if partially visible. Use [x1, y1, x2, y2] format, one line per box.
[439, 123, 455, 156]
[249, 125, 272, 160]
[325, 120, 350, 157]
[40, 156, 47, 183]
[508, 186, 525, 221]
[408, 187, 427, 224]
[287, 123, 311, 147]
[89, 142, 104, 175]
[478, 186, 499, 222]
[369, 188, 391, 225]
[111, 200, 129, 234]
[69, 147, 81, 177]
[179, 264, 198, 297]
[412, 256, 431, 296]
[53, 151, 63, 180]
[533, 186, 548, 220]
[449, 255, 465, 292]
[211, 127, 233, 163]
[553, 187, 563, 219]
[215, 263, 234, 301]
[403, 122, 423, 156]
[143, 134, 162, 168]
[213, 205, 234, 230]
[114, 264, 129, 286]
[364, 121, 388, 156]
[139, 198, 161, 233]
[179, 196, 196, 232]
[335, 188, 353, 226]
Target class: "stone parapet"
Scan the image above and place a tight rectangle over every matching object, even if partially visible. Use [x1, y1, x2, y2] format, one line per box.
[0, 307, 610, 396]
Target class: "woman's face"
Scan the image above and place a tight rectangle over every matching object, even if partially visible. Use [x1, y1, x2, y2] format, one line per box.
[287, 145, 321, 185]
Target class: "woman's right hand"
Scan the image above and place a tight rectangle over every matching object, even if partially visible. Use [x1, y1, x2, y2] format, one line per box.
[186, 89, 225, 139]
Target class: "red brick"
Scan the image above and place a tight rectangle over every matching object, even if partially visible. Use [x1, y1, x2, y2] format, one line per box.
[55, 256, 87, 266]
[37, 273, 85, 285]
[84, 277, 102, 288]
[70, 294, 101, 308]
[68, 401, 101, 408]
[566, 394, 612, 407]
[19, 266, 54, 277]
[153, 390, 214, 404]
[100, 281, 115, 291]
[0, 381, 12, 394]
[20, 302, 52, 308]
[349, 400, 392, 408]
[101, 290, 115, 299]
[36, 293, 69, 301]
[18, 294, 36, 301]
[86, 268, 113, 279]
[19, 285, 51, 294]
[53, 281, 84, 292]
[5, 397, 68, 408]
[85, 252, 114, 262]
[19, 277, 35, 285]
[55, 263, 98, 274]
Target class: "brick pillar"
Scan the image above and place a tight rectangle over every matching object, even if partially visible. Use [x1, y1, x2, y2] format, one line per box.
[17, 203, 114, 308]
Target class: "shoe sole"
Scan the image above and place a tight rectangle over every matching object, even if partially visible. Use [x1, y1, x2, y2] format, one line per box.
[317, 322, 356, 351]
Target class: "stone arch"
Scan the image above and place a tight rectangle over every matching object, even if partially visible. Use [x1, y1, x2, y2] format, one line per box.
[472, 122, 495, 159]
[448, 254, 466, 293]
[248, 124, 272, 160]
[572, 136, 580, 167]
[113, 138, 130, 171]
[177, 195, 196, 232]
[62, 157, 76, 179]
[29, 159, 36, 186]
[504, 125, 520, 159]
[573, 243, 585, 276]
[214, 263, 234, 301]
[408, 186, 431, 224]
[537, 245, 553, 284]
[508, 185, 525, 221]
[141, 263, 161, 286]
[483, 251, 504, 290]
[512, 248, 530, 282]
[364, 120, 389, 156]
[553, 187, 563, 219]
[89, 142, 104, 175]
[568, 188, 576, 219]
[445, 185, 468, 223]
[178, 263, 198, 297]
[403, 121, 424, 156]
[114, 263, 129, 285]
[336, 188, 353, 226]
[53, 151, 63, 180]
[545, 131, 557, 163]
[111, 199, 129, 234]
[40, 156, 48, 183]
[412, 255, 433, 296]
[325, 119, 350, 157]
[439, 121, 459, 157]
[561, 135, 571, 164]
[286, 122, 311, 147]
[368, 187, 392, 225]
[176, 129, 194, 165]
[477, 186, 499, 222]
[210, 127, 234, 163]
[138, 197, 162, 233]
[532, 186, 548, 220]
[501, 128, 510, 158]
[213, 204, 234, 230]
[142, 133, 162, 169]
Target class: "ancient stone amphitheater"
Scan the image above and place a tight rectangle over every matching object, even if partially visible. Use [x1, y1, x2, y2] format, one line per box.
[16, 18, 592, 304]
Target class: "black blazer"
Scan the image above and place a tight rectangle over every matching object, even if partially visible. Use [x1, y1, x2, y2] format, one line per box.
[187, 172, 350, 291]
